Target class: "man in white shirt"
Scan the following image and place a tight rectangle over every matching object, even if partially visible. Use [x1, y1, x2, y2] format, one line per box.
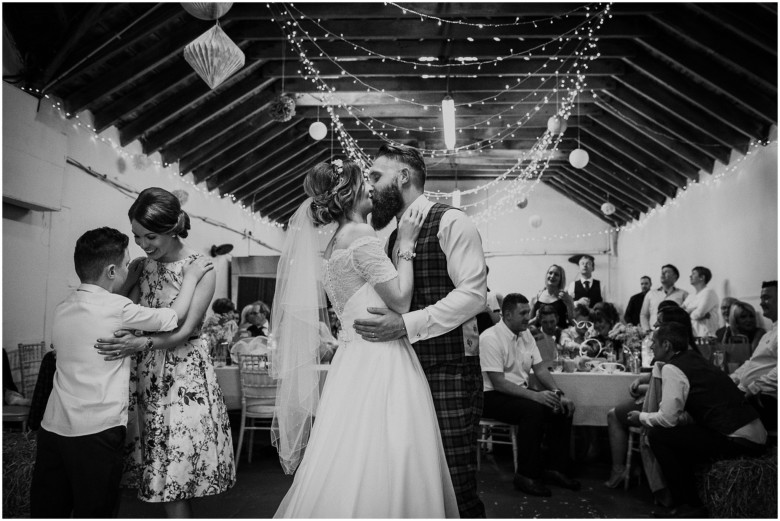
[640, 264, 689, 332]
[627, 322, 766, 518]
[731, 280, 777, 431]
[30, 228, 211, 518]
[355, 144, 487, 518]
[681, 266, 720, 337]
[480, 293, 578, 498]
[566, 254, 604, 307]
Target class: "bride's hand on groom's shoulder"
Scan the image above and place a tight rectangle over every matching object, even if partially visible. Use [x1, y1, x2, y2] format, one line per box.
[353, 308, 407, 342]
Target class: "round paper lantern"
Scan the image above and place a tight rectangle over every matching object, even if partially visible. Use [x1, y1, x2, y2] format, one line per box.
[529, 214, 543, 228]
[181, 2, 233, 20]
[547, 115, 568, 134]
[309, 121, 327, 140]
[516, 195, 528, 209]
[601, 202, 616, 216]
[569, 148, 590, 169]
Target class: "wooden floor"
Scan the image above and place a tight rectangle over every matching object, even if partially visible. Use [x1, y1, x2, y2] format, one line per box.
[118, 420, 659, 518]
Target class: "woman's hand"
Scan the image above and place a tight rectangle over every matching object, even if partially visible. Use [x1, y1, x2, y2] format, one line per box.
[94, 330, 146, 361]
[183, 257, 214, 281]
[397, 206, 424, 249]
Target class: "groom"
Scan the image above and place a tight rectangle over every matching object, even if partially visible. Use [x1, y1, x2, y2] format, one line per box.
[354, 144, 488, 518]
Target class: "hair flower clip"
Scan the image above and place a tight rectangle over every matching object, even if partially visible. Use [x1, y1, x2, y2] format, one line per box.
[331, 159, 344, 175]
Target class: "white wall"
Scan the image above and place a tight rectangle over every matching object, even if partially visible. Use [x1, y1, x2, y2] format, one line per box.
[615, 136, 778, 328]
[2, 83, 285, 348]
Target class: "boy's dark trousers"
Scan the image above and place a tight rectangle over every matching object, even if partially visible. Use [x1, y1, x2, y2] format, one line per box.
[31, 425, 126, 518]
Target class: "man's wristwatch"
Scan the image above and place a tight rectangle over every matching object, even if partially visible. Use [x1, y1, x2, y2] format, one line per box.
[397, 250, 416, 261]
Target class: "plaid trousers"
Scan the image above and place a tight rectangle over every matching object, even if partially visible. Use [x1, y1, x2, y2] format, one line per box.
[424, 356, 485, 518]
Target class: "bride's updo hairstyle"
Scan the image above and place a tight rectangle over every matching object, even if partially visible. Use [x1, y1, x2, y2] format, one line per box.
[304, 159, 363, 226]
[128, 187, 191, 238]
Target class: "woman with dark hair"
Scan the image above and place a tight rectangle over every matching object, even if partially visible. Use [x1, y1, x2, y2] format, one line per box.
[95, 187, 234, 517]
[531, 264, 574, 329]
[270, 159, 458, 517]
[584, 303, 623, 362]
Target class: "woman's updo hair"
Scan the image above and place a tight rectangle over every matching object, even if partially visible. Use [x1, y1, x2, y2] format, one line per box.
[303, 159, 363, 226]
[128, 187, 191, 238]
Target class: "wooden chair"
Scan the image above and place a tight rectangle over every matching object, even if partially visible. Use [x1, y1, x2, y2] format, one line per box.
[2, 405, 30, 432]
[477, 418, 518, 472]
[16, 341, 46, 398]
[235, 354, 276, 469]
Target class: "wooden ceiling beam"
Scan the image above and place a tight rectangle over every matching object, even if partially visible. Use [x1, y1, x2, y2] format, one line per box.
[579, 120, 696, 184]
[335, 115, 592, 132]
[543, 178, 623, 226]
[549, 165, 649, 216]
[179, 112, 276, 174]
[230, 142, 326, 200]
[685, 3, 776, 56]
[197, 119, 305, 186]
[246, 150, 332, 209]
[293, 103, 603, 120]
[614, 75, 751, 155]
[591, 107, 714, 174]
[121, 64, 273, 147]
[650, 9, 776, 92]
[155, 91, 277, 162]
[294, 91, 597, 107]
[206, 120, 309, 190]
[545, 171, 637, 222]
[64, 20, 218, 115]
[266, 193, 311, 224]
[581, 160, 664, 208]
[597, 87, 731, 164]
[622, 48, 773, 140]
[635, 36, 777, 123]
[579, 143, 675, 201]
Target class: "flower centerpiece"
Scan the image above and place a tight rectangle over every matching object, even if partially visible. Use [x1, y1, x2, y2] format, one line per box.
[608, 323, 646, 371]
[201, 311, 238, 365]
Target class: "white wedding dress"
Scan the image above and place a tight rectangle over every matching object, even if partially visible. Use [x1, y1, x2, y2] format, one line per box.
[274, 236, 458, 518]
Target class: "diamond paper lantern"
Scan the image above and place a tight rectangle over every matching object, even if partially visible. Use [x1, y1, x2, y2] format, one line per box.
[181, 3, 233, 20]
[183, 24, 245, 90]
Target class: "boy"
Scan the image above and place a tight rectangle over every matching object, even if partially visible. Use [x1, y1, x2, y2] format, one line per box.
[30, 227, 212, 518]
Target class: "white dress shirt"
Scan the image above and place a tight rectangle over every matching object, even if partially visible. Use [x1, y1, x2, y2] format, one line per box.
[640, 286, 690, 331]
[682, 286, 720, 337]
[394, 195, 488, 356]
[640, 361, 766, 444]
[42, 284, 179, 437]
[731, 322, 778, 398]
[479, 320, 542, 392]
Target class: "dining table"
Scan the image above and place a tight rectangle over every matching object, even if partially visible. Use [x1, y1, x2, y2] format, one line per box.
[530, 371, 639, 427]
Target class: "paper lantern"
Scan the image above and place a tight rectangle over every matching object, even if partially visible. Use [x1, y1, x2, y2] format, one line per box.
[181, 2, 233, 20]
[183, 24, 245, 90]
[529, 214, 543, 228]
[172, 189, 189, 206]
[309, 121, 327, 140]
[516, 195, 528, 209]
[569, 148, 589, 169]
[547, 115, 568, 134]
[268, 95, 296, 122]
[601, 202, 616, 216]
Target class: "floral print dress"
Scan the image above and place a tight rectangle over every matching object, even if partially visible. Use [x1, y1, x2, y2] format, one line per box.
[122, 254, 235, 502]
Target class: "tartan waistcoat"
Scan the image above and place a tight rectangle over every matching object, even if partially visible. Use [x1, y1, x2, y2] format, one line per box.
[388, 203, 465, 369]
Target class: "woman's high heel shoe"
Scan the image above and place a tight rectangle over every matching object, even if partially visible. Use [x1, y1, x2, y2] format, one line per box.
[604, 468, 628, 489]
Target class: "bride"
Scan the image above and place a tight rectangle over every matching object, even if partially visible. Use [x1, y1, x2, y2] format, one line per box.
[271, 159, 459, 518]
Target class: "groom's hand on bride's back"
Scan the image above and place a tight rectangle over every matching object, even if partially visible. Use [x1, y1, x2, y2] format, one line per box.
[353, 308, 408, 342]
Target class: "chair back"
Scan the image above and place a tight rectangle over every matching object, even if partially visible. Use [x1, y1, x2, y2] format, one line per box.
[238, 354, 276, 403]
[16, 341, 46, 397]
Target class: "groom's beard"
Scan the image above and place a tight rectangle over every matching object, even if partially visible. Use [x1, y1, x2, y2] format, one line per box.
[370, 183, 404, 230]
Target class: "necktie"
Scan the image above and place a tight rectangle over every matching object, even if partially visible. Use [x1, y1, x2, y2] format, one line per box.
[584, 280, 590, 290]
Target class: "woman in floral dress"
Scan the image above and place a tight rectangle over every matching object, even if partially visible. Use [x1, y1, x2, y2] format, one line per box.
[96, 187, 235, 517]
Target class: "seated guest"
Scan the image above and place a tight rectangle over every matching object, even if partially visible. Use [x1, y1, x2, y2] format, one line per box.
[624, 275, 652, 326]
[531, 264, 574, 329]
[532, 305, 562, 363]
[566, 254, 604, 308]
[480, 293, 579, 497]
[238, 301, 271, 337]
[560, 304, 591, 357]
[584, 303, 623, 363]
[714, 297, 738, 342]
[727, 300, 766, 352]
[604, 302, 697, 489]
[628, 322, 766, 518]
[681, 266, 720, 338]
[730, 281, 777, 431]
[640, 264, 689, 333]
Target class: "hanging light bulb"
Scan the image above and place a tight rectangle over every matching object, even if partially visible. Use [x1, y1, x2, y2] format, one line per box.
[442, 95, 456, 150]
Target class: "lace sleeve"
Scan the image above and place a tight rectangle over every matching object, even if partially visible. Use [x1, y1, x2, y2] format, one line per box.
[350, 236, 398, 286]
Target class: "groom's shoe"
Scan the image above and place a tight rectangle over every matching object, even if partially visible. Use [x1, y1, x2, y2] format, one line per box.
[513, 473, 552, 497]
[543, 469, 581, 491]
